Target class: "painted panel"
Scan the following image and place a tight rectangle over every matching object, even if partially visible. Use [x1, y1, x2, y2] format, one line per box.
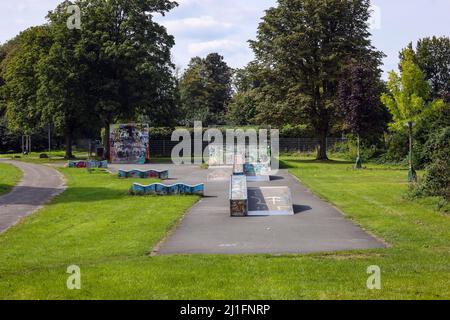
[131, 183, 205, 196]
[230, 175, 248, 217]
[118, 169, 169, 180]
[110, 124, 150, 164]
[67, 160, 108, 169]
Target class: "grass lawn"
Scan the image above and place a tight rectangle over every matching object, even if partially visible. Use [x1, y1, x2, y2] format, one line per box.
[0, 158, 449, 299]
[0, 163, 22, 196]
[0, 151, 89, 164]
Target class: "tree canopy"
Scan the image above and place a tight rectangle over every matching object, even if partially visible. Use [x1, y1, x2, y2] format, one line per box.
[179, 53, 232, 125]
[248, 0, 384, 159]
[0, 0, 178, 158]
[401, 36, 450, 102]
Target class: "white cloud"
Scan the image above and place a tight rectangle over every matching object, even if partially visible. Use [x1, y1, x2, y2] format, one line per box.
[187, 39, 241, 55]
[164, 16, 232, 34]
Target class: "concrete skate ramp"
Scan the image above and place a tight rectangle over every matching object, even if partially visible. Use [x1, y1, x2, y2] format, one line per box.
[207, 166, 233, 182]
[248, 187, 294, 216]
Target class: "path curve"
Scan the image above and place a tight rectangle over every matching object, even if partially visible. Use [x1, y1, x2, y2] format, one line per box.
[0, 160, 66, 234]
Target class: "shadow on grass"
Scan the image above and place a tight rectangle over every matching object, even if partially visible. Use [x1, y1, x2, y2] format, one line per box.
[280, 158, 354, 169]
[0, 184, 14, 196]
[0, 186, 133, 206]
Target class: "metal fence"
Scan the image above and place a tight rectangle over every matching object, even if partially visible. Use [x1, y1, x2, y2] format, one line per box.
[148, 138, 347, 157]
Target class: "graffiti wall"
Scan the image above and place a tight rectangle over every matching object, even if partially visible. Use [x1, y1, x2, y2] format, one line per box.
[118, 169, 169, 180]
[131, 183, 205, 196]
[110, 124, 150, 164]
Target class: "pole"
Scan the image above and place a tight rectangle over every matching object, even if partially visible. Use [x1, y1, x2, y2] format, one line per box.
[408, 122, 417, 182]
[355, 134, 362, 169]
[48, 124, 51, 153]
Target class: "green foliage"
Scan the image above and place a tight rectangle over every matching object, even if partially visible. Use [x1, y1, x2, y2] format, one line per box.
[226, 91, 257, 125]
[401, 37, 450, 102]
[414, 127, 450, 201]
[1, 26, 53, 134]
[381, 49, 431, 130]
[0, 0, 178, 158]
[248, 0, 383, 160]
[179, 53, 232, 125]
[328, 136, 380, 162]
[279, 124, 312, 138]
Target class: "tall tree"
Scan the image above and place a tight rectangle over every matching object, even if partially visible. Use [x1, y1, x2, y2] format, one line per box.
[1, 26, 52, 136]
[249, 0, 383, 160]
[76, 0, 178, 157]
[179, 53, 232, 125]
[36, 2, 91, 159]
[381, 49, 432, 182]
[401, 37, 450, 102]
[226, 64, 262, 125]
[179, 57, 210, 125]
[338, 60, 388, 168]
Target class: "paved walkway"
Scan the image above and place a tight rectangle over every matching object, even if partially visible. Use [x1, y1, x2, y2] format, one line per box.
[0, 160, 66, 234]
[110, 164, 386, 255]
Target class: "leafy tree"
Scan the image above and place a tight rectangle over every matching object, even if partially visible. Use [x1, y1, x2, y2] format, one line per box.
[33, 2, 92, 159]
[179, 53, 232, 125]
[337, 61, 389, 168]
[179, 57, 210, 124]
[75, 0, 178, 157]
[249, 0, 383, 160]
[414, 127, 450, 201]
[226, 92, 258, 126]
[226, 64, 262, 125]
[1, 26, 52, 135]
[401, 37, 450, 102]
[381, 49, 432, 182]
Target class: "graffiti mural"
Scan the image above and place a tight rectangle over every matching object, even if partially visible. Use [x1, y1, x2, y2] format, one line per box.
[110, 124, 150, 164]
[131, 183, 205, 196]
[67, 160, 108, 169]
[229, 175, 248, 217]
[118, 169, 169, 180]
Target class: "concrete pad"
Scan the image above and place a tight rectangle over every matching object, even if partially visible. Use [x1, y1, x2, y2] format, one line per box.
[0, 160, 66, 234]
[146, 164, 386, 255]
[248, 187, 294, 216]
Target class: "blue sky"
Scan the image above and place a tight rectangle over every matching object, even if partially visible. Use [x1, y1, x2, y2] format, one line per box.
[1, 0, 449, 78]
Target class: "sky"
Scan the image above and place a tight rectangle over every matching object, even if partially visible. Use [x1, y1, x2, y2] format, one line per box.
[0, 0, 449, 78]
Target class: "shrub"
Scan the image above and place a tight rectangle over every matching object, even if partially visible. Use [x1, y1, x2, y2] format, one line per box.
[414, 127, 450, 200]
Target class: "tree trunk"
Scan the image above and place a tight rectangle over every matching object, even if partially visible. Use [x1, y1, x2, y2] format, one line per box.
[64, 130, 74, 160]
[104, 121, 111, 161]
[316, 133, 328, 161]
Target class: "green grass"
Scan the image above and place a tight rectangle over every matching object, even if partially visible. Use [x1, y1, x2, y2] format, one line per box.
[0, 151, 89, 164]
[0, 163, 22, 196]
[0, 158, 449, 300]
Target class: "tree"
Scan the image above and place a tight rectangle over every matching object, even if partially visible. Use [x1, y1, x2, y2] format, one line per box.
[179, 53, 232, 125]
[381, 49, 432, 182]
[338, 61, 388, 168]
[76, 0, 178, 158]
[401, 37, 450, 102]
[203, 53, 233, 124]
[179, 57, 210, 125]
[34, 2, 92, 159]
[415, 127, 450, 201]
[226, 64, 261, 125]
[250, 0, 383, 160]
[1, 26, 52, 136]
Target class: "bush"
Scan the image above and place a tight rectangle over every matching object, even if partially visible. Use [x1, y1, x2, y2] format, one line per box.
[414, 127, 450, 201]
[328, 135, 380, 161]
[279, 124, 313, 138]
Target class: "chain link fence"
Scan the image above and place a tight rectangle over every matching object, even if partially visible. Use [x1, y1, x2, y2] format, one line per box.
[148, 138, 347, 157]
